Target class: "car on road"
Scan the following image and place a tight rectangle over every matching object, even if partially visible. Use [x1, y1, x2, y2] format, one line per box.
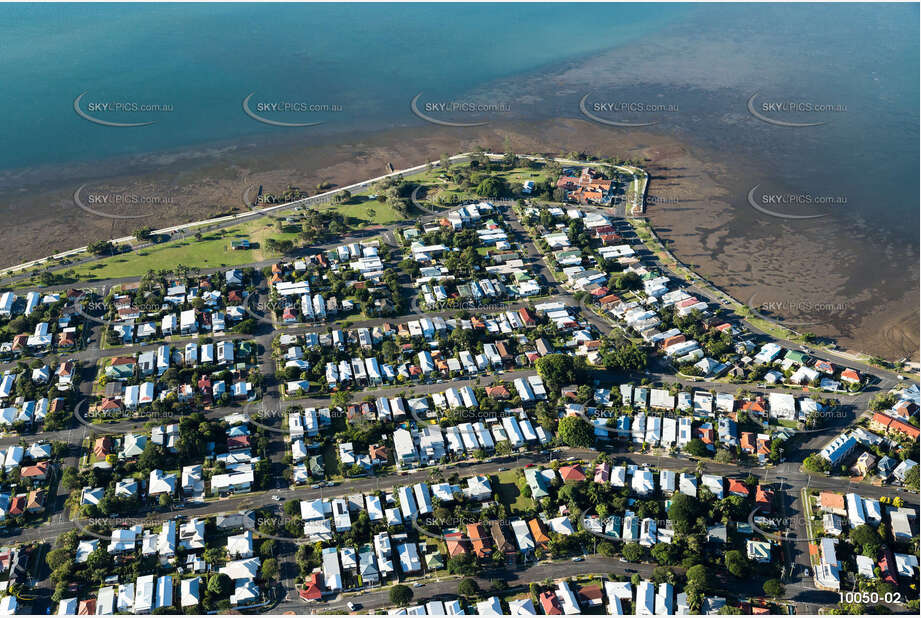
[524, 463, 535, 468]
[413, 582, 424, 588]
[311, 484, 322, 489]
[347, 602, 360, 611]
[272, 495, 281, 501]
[571, 557, 584, 562]
[497, 467, 508, 471]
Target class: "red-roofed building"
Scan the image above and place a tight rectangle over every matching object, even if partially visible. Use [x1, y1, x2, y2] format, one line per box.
[590, 286, 609, 297]
[755, 485, 774, 513]
[599, 294, 620, 306]
[94, 436, 114, 458]
[878, 548, 898, 585]
[840, 368, 861, 384]
[698, 426, 715, 445]
[518, 307, 536, 327]
[26, 489, 45, 512]
[11, 334, 28, 351]
[467, 523, 492, 558]
[528, 519, 551, 548]
[559, 465, 585, 483]
[8, 495, 25, 516]
[299, 579, 323, 601]
[539, 591, 563, 615]
[740, 432, 756, 453]
[21, 461, 51, 481]
[485, 385, 510, 399]
[577, 584, 604, 608]
[871, 412, 920, 440]
[892, 400, 919, 419]
[445, 532, 470, 557]
[227, 436, 250, 450]
[661, 334, 686, 349]
[742, 399, 767, 416]
[98, 397, 121, 412]
[78, 600, 96, 615]
[813, 359, 834, 374]
[728, 479, 749, 497]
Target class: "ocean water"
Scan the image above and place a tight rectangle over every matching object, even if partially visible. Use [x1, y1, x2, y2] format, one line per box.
[0, 2, 688, 172]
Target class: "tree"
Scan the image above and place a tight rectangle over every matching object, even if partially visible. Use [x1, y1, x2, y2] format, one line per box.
[667, 492, 701, 534]
[458, 577, 480, 598]
[650, 543, 681, 566]
[602, 340, 648, 372]
[685, 439, 709, 458]
[763, 579, 785, 598]
[536, 354, 577, 390]
[389, 584, 413, 607]
[207, 573, 232, 597]
[802, 453, 830, 474]
[283, 499, 300, 518]
[598, 541, 618, 557]
[61, 466, 81, 491]
[686, 564, 711, 591]
[88, 240, 114, 255]
[332, 390, 352, 410]
[614, 271, 642, 290]
[622, 542, 645, 562]
[558, 415, 594, 448]
[45, 548, 71, 571]
[261, 558, 279, 580]
[849, 524, 882, 558]
[724, 550, 749, 578]
[904, 464, 919, 490]
[447, 553, 477, 576]
[474, 176, 509, 198]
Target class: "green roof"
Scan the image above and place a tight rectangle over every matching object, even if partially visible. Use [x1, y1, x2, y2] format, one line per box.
[784, 350, 808, 364]
[424, 551, 445, 570]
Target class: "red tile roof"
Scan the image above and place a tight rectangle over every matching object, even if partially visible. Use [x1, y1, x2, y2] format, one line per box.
[559, 465, 585, 482]
[728, 479, 749, 496]
[840, 368, 861, 382]
[539, 591, 562, 615]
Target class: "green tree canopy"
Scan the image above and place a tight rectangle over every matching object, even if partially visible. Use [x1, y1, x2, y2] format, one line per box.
[558, 415, 594, 448]
[389, 584, 414, 606]
[724, 549, 749, 578]
[763, 579, 785, 598]
[536, 353, 577, 389]
[207, 573, 232, 597]
[458, 577, 480, 598]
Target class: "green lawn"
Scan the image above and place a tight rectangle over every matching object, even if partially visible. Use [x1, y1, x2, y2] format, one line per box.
[408, 163, 552, 208]
[65, 218, 291, 281]
[495, 470, 531, 513]
[318, 196, 408, 226]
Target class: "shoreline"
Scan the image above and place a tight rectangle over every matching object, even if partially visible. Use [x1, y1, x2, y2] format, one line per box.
[0, 118, 915, 361]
